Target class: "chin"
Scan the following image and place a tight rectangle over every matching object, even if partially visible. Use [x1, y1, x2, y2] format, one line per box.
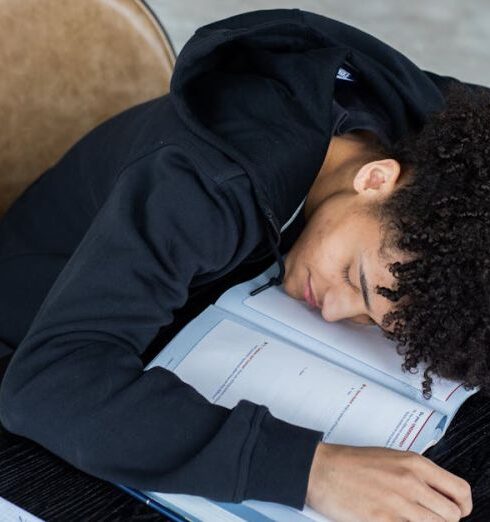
[281, 277, 293, 298]
[282, 256, 307, 301]
[281, 273, 300, 300]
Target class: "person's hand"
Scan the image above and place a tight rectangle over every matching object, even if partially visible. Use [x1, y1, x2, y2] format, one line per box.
[306, 442, 473, 521]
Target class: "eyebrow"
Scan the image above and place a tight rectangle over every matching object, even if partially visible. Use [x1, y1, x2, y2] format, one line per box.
[359, 258, 372, 313]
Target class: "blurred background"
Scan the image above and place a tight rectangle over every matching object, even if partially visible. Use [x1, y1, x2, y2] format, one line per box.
[148, 0, 490, 86]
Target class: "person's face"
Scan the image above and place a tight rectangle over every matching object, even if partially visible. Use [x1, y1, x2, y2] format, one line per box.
[282, 158, 411, 330]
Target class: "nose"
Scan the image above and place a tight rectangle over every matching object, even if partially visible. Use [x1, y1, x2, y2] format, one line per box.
[320, 291, 368, 323]
[320, 306, 335, 323]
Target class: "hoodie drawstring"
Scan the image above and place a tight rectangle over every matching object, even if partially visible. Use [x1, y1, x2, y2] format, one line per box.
[249, 222, 285, 296]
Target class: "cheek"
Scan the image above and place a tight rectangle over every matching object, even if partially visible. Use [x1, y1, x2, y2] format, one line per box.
[311, 225, 345, 267]
[290, 201, 346, 274]
[284, 226, 325, 297]
[289, 220, 324, 262]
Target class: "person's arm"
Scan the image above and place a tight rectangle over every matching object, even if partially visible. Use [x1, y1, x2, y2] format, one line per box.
[0, 144, 323, 508]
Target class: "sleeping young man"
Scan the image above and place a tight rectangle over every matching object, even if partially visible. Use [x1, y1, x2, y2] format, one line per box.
[0, 8, 489, 521]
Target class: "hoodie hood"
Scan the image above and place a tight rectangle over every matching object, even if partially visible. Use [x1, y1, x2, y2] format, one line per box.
[169, 8, 447, 294]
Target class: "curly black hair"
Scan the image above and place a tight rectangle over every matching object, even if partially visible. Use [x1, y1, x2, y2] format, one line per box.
[365, 80, 490, 399]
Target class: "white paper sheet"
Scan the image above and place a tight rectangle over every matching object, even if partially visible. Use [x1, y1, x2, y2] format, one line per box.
[171, 319, 434, 450]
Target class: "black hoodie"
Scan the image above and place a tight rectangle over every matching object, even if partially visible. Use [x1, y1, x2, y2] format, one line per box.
[0, 7, 472, 510]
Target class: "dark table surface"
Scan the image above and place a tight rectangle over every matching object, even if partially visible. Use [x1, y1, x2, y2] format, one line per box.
[0, 414, 171, 522]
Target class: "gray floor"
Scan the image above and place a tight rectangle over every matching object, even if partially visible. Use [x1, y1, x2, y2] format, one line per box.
[148, 0, 490, 87]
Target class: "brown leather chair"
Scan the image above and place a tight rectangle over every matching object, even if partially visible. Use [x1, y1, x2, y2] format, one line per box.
[0, 0, 176, 217]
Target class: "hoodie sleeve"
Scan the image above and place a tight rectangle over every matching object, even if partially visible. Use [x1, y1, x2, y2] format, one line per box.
[0, 144, 323, 509]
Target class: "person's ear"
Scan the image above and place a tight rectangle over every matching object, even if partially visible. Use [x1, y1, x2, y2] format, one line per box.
[352, 159, 401, 200]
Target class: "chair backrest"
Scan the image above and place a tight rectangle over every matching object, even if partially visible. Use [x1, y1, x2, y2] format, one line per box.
[0, 0, 176, 217]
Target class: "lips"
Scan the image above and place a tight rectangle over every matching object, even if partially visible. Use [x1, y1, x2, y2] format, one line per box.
[304, 273, 319, 308]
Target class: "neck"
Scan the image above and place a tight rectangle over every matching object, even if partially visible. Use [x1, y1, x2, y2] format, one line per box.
[304, 130, 380, 221]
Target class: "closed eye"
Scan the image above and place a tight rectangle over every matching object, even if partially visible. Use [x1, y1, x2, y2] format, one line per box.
[342, 264, 356, 290]
[342, 264, 376, 325]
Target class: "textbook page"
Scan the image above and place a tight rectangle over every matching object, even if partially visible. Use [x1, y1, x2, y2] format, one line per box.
[215, 260, 479, 419]
[143, 307, 445, 522]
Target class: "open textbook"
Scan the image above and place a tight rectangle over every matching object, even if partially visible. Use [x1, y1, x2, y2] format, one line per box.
[119, 259, 479, 522]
